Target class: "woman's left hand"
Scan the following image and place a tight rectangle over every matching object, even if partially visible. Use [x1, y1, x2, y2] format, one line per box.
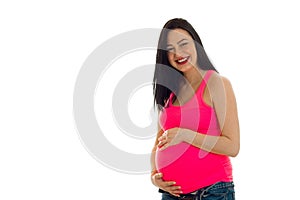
[158, 127, 185, 151]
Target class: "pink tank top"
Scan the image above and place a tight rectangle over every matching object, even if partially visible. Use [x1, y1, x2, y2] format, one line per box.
[155, 70, 233, 194]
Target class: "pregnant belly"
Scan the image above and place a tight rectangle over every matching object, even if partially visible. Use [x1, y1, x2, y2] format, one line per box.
[155, 143, 225, 193]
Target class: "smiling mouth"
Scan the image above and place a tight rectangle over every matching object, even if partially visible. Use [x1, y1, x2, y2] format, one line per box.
[176, 56, 190, 65]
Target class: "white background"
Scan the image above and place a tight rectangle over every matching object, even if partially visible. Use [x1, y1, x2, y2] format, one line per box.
[1, 0, 300, 199]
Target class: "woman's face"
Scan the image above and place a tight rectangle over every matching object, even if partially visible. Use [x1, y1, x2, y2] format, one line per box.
[166, 28, 198, 73]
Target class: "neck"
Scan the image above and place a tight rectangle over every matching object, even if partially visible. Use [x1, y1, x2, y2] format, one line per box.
[182, 67, 205, 86]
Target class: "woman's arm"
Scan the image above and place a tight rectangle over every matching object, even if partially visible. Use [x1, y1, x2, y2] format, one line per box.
[158, 74, 240, 157]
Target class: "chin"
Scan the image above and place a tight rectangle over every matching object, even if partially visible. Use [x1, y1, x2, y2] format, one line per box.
[176, 64, 194, 73]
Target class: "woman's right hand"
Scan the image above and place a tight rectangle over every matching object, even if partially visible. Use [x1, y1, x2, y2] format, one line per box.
[151, 172, 182, 197]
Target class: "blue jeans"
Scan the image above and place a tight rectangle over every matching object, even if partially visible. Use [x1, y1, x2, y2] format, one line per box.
[161, 182, 235, 200]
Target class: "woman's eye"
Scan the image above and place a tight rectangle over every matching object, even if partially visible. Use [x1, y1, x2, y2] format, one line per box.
[180, 42, 188, 47]
[166, 48, 174, 52]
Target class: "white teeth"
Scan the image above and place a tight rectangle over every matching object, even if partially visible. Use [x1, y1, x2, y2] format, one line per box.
[177, 57, 188, 63]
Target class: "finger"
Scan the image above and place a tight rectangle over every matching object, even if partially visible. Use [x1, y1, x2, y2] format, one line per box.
[153, 173, 163, 179]
[169, 186, 181, 191]
[158, 140, 167, 148]
[158, 137, 168, 145]
[151, 173, 162, 182]
[158, 135, 167, 141]
[170, 193, 180, 197]
[163, 130, 168, 136]
[169, 190, 182, 197]
[167, 187, 182, 197]
[162, 188, 181, 197]
[159, 143, 169, 151]
[163, 181, 176, 187]
[160, 182, 182, 196]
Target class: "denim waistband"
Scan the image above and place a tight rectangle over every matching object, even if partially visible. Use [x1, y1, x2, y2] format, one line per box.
[181, 181, 234, 197]
[203, 181, 234, 191]
[160, 181, 235, 200]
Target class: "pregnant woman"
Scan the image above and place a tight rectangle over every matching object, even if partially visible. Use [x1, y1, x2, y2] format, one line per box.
[151, 18, 240, 200]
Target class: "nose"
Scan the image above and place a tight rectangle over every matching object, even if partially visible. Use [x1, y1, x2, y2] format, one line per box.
[173, 47, 184, 58]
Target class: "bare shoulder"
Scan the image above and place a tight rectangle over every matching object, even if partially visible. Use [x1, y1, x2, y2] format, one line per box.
[207, 71, 235, 96]
[208, 71, 231, 87]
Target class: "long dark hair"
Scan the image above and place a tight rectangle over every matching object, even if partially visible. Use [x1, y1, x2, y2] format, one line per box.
[153, 18, 218, 110]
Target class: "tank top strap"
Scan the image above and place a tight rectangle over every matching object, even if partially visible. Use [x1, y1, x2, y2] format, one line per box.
[198, 70, 214, 97]
[165, 92, 174, 107]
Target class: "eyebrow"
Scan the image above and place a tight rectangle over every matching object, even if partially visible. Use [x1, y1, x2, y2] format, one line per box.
[166, 39, 188, 47]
